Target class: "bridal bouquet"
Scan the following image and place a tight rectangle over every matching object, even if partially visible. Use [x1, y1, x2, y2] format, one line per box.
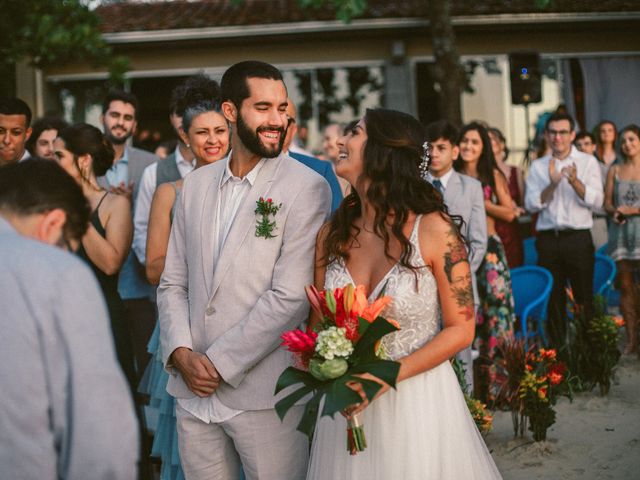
[275, 284, 401, 455]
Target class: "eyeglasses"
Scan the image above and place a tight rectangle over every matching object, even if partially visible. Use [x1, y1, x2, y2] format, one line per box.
[546, 129, 571, 137]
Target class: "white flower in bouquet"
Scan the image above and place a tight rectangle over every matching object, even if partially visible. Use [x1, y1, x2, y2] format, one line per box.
[315, 327, 354, 360]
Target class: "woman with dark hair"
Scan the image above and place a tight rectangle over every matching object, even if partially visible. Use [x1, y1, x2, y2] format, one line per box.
[591, 120, 620, 249]
[53, 123, 136, 388]
[140, 76, 230, 480]
[488, 126, 524, 267]
[605, 124, 640, 355]
[307, 109, 501, 479]
[455, 122, 517, 404]
[596, 120, 619, 167]
[26, 116, 68, 160]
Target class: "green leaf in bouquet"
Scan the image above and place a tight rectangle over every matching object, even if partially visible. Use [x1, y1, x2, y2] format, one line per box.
[275, 366, 320, 394]
[357, 317, 371, 336]
[320, 377, 363, 418]
[350, 359, 401, 389]
[351, 316, 399, 363]
[297, 390, 324, 439]
[326, 289, 337, 315]
[275, 383, 314, 422]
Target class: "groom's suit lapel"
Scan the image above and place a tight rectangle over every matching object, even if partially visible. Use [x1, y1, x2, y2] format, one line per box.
[200, 166, 224, 295]
[207, 154, 284, 300]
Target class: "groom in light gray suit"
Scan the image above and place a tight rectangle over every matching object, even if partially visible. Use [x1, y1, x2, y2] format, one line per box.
[426, 120, 487, 390]
[158, 61, 331, 480]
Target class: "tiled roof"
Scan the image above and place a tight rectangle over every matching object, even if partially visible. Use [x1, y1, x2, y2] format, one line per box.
[96, 0, 640, 34]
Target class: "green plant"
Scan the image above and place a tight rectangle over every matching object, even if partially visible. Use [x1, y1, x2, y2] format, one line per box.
[518, 348, 572, 442]
[497, 338, 528, 437]
[564, 293, 622, 395]
[451, 358, 493, 435]
[586, 297, 623, 395]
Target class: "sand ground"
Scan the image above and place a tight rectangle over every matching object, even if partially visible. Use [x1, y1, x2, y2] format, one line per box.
[486, 355, 640, 480]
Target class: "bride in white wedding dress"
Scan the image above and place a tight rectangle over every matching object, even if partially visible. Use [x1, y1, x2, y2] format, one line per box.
[306, 108, 502, 480]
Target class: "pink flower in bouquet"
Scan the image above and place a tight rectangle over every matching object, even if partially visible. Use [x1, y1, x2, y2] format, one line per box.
[281, 328, 318, 369]
[281, 328, 317, 353]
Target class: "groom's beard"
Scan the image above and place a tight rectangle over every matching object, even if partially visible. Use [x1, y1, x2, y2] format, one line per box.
[236, 112, 285, 159]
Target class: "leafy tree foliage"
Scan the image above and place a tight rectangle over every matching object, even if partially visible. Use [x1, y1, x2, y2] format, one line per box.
[1, 0, 127, 96]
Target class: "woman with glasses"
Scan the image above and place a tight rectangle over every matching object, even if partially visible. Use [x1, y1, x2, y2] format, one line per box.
[54, 123, 136, 389]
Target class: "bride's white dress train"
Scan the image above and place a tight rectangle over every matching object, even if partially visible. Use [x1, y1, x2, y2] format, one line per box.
[307, 217, 502, 480]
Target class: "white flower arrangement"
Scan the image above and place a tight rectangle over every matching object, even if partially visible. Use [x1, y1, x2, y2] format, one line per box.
[315, 326, 354, 360]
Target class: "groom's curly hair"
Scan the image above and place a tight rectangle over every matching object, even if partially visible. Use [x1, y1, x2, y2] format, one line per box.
[322, 108, 463, 273]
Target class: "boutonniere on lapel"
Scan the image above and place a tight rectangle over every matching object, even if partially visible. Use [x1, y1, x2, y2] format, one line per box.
[255, 197, 282, 239]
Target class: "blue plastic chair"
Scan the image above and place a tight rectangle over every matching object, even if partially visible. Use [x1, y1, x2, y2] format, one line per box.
[523, 236, 538, 266]
[511, 266, 554, 348]
[596, 244, 608, 257]
[593, 253, 617, 299]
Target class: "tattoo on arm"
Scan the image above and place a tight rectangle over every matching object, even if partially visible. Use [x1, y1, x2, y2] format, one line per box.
[443, 225, 474, 321]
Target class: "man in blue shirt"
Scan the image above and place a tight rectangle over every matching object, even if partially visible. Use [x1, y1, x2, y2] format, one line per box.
[283, 100, 343, 213]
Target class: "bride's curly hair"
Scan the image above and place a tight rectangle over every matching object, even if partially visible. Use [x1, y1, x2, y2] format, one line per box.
[323, 108, 462, 271]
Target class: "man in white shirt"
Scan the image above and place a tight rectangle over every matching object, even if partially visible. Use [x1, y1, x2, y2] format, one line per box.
[525, 112, 604, 346]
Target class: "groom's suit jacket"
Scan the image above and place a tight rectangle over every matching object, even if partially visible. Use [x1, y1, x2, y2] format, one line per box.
[442, 171, 487, 304]
[158, 153, 331, 411]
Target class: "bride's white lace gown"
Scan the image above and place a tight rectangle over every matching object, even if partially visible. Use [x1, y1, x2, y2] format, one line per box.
[307, 217, 502, 480]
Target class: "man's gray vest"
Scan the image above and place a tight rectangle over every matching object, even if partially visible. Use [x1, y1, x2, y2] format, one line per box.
[156, 152, 182, 187]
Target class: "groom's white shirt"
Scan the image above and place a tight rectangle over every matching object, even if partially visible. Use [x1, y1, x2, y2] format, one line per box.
[158, 151, 331, 412]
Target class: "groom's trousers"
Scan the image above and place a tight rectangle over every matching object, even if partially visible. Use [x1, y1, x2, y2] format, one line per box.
[176, 404, 308, 480]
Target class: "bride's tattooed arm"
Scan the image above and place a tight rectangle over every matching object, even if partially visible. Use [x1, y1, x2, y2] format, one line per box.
[443, 225, 474, 321]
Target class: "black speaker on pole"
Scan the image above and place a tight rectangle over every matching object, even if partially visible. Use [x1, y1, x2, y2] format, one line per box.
[509, 52, 542, 105]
